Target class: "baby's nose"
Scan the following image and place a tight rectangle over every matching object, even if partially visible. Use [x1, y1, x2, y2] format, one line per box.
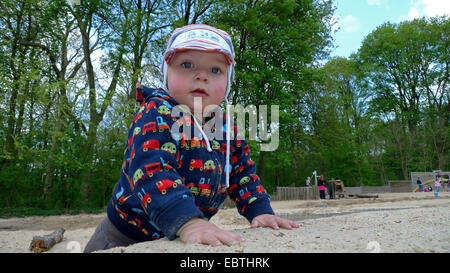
[195, 70, 208, 82]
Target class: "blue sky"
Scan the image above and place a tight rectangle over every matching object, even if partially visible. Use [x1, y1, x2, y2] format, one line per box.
[330, 0, 450, 58]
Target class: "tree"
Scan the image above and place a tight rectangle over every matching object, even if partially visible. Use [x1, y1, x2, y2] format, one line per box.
[358, 17, 449, 178]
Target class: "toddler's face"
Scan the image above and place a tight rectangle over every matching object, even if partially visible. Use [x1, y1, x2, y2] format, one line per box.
[167, 50, 228, 113]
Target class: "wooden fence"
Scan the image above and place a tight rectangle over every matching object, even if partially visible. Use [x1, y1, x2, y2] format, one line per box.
[388, 180, 411, 192]
[222, 186, 319, 207]
[270, 186, 320, 201]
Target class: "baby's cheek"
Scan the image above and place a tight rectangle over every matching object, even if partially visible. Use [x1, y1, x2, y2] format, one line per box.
[168, 76, 186, 93]
[212, 82, 227, 101]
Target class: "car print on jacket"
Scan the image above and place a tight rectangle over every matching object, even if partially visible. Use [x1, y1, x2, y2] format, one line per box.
[156, 179, 178, 194]
[161, 142, 177, 156]
[189, 159, 203, 171]
[142, 121, 157, 135]
[133, 169, 145, 188]
[156, 116, 170, 132]
[143, 139, 160, 152]
[203, 160, 216, 172]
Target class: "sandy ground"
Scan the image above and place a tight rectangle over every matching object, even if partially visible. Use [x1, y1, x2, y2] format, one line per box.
[0, 192, 449, 253]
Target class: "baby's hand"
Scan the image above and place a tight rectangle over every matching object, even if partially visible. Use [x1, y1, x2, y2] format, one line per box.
[250, 214, 299, 230]
[176, 218, 245, 247]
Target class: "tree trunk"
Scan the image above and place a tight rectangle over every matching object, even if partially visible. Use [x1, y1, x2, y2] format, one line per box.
[43, 95, 64, 200]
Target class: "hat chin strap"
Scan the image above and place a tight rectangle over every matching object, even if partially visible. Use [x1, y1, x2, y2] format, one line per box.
[162, 61, 169, 91]
[224, 64, 233, 188]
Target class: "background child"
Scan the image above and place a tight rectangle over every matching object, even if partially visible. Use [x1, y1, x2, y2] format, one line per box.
[84, 24, 298, 252]
[318, 174, 327, 199]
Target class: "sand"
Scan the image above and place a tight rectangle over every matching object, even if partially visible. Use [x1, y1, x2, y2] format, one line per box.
[0, 192, 449, 253]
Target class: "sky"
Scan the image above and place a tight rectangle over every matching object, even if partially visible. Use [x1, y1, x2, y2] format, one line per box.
[330, 0, 450, 58]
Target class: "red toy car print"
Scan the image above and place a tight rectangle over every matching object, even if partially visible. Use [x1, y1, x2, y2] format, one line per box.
[236, 139, 242, 147]
[128, 135, 133, 148]
[250, 174, 259, 182]
[143, 139, 160, 152]
[233, 163, 244, 174]
[221, 143, 227, 154]
[227, 183, 239, 193]
[156, 179, 178, 194]
[189, 159, 203, 171]
[143, 122, 157, 135]
[134, 112, 143, 123]
[243, 144, 250, 156]
[118, 195, 131, 205]
[145, 101, 157, 113]
[177, 153, 184, 168]
[256, 185, 266, 193]
[145, 162, 161, 177]
[247, 159, 255, 167]
[232, 155, 238, 164]
[191, 137, 201, 149]
[141, 192, 151, 209]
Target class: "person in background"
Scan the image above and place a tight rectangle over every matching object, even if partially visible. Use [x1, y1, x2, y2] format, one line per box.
[416, 177, 423, 192]
[434, 178, 441, 192]
[306, 177, 311, 187]
[318, 174, 327, 199]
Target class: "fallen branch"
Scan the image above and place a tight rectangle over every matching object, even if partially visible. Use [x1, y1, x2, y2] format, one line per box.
[29, 228, 65, 253]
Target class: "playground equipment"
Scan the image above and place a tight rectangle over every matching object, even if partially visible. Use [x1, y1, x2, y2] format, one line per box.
[312, 170, 319, 186]
[411, 170, 450, 192]
[413, 178, 449, 192]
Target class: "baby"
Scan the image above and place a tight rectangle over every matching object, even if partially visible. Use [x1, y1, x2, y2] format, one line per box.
[84, 24, 298, 252]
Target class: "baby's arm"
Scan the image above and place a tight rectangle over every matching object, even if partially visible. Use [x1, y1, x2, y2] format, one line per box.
[228, 134, 299, 230]
[129, 97, 204, 240]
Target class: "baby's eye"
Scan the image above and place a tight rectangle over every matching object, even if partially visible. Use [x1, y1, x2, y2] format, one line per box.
[181, 62, 193, 69]
[211, 67, 221, 74]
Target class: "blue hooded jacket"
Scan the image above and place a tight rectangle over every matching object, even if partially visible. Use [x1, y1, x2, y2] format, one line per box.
[107, 85, 274, 242]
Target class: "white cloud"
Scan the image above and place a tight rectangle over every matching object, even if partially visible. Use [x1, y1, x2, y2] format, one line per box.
[341, 15, 359, 33]
[406, 0, 450, 20]
[331, 15, 360, 33]
[366, 0, 390, 7]
[408, 7, 421, 19]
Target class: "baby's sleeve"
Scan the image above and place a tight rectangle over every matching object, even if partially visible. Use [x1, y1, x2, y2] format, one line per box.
[227, 134, 274, 223]
[126, 99, 203, 240]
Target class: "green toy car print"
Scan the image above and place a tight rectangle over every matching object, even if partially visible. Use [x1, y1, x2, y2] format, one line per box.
[161, 142, 176, 156]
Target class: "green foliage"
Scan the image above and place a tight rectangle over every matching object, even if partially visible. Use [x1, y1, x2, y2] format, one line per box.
[0, 1, 448, 215]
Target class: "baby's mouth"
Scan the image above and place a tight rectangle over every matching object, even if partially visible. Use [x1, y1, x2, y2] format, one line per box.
[191, 88, 208, 97]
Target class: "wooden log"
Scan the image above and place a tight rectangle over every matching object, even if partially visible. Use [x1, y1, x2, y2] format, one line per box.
[29, 228, 65, 253]
[355, 193, 379, 198]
